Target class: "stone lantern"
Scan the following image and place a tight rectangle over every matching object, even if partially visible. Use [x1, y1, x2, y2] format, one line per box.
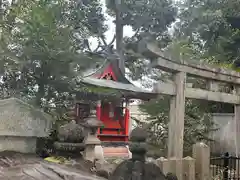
[82, 108, 104, 162]
[54, 120, 85, 157]
[108, 127, 178, 180]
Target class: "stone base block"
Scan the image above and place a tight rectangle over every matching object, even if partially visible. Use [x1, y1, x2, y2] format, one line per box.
[0, 136, 36, 153]
[95, 145, 104, 162]
[83, 145, 95, 161]
[156, 157, 170, 175]
[126, 145, 132, 159]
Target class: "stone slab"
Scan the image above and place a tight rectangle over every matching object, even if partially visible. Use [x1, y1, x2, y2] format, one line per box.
[0, 136, 36, 153]
[0, 98, 52, 137]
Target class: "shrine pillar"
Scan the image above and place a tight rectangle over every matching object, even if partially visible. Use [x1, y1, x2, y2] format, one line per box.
[124, 100, 130, 139]
[128, 114, 133, 135]
[96, 100, 101, 120]
[96, 100, 101, 135]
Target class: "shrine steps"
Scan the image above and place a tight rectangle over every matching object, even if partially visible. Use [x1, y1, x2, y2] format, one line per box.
[96, 134, 131, 159]
[102, 146, 131, 159]
[98, 134, 128, 142]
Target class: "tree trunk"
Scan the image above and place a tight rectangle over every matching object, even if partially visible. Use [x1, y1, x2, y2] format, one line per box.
[115, 0, 125, 75]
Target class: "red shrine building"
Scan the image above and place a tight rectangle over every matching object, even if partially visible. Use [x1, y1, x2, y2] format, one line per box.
[75, 56, 156, 148]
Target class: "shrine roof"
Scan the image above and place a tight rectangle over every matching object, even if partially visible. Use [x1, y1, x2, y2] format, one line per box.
[82, 56, 131, 84]
[78, 51, 157, 100]
[77, 78, 157, 100]
[82, 77, 152, 93]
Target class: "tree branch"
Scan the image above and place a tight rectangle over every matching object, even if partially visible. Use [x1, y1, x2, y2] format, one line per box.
[131, 29, 140, 40]
[108, 34, 116, 46]
[97, 34, 115, 52]
[83, 39, 92, 51]
[100, 35, 108, 46]
[93, 40, 101, 52]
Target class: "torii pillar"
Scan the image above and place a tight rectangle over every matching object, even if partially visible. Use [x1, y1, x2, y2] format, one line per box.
[167, 72, 186, 180]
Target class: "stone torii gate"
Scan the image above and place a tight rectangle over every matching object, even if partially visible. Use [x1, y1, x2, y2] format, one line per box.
[136, 41, 240, 179]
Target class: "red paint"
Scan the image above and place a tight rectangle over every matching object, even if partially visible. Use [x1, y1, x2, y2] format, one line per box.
[100, 102, 122, 128]
[96, 101, 130, 142]
[76, 62, 130, 143]
[124, 107, 130, 138]
[96, 64, 129, 142]
[96, 101, 101, 134]
[100, 64, 117, 80]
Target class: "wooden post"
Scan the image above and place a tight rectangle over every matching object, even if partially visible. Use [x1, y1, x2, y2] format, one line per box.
[168, 72, 186, 180]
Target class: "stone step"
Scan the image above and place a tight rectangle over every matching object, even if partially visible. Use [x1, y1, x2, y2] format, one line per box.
[98, 134, 129, 142]
[99, 134, 128, 137]
[102, 146, 131, 159]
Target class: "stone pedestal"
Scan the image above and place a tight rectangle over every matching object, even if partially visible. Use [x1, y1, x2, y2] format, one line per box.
[95, 145, 104, 162]
[156, 157, 170, 175]
[183, 156, 195, 180]
[83, 132, 102, 162]
[168, 158, 182, 180]
[0, 136, 37, 153]
[54, 141, 85, 157]
[0, 98, 52, 153]
[82, 108, 104, 162]
[54, 120, 85, 157]
[192, 142, 210, 180]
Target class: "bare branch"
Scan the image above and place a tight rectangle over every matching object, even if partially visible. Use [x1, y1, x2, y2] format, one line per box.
[100, 35, 108, 46]
[93, 41, 101, 52]
[131, 29, 140, 39]
[108, 34, 116, 46]
[96, 34, 115, 52]
[83, 39, 92, 51]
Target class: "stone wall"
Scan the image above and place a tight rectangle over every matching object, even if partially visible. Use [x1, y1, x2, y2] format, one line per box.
[211, 113, 237, 155]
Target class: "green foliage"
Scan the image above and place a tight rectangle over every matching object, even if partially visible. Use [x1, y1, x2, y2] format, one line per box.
[0, 0, 178, 122]
[175, 0, 240, 64]
[0, 0, 217, 154]
[106, 0, 176, 38]
[139, 96, 217, 154]
[0, 0, 105, 110]
[138, 0, 240, 153]
[105, 0, 177, 80]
